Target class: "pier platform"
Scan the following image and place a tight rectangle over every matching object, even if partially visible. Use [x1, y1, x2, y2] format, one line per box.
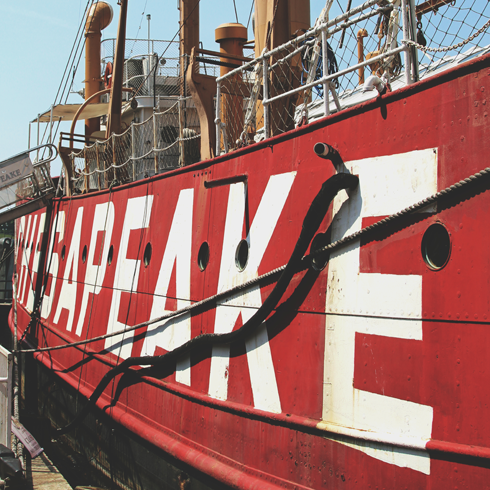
[24, 452, 72, 490]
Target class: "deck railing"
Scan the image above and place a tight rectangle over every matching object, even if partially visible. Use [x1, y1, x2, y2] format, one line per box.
[62, 0, 490, 193]
[68, 98, 200, 193]
[215, 0, 490, 155]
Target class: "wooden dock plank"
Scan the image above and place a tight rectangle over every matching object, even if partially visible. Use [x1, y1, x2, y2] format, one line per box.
[24, 452, 72, 490]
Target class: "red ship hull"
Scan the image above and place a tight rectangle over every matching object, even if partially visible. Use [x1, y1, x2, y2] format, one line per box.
[11, 54, 490, 489]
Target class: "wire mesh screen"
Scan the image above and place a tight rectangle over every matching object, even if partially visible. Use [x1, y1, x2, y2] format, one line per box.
[217, 1, 403, 151]
[68, 98, 200, 193]
[216, 0, 490, 154]
[411, 0, 490, 70]
[217, 61, 258, 151]
[102, 39, 183, 97]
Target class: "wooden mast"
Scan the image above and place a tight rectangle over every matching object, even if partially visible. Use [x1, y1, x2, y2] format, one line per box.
[254, 0, 310, 135]
[180, 0, 200, 95]
[106, 0, 128, 137]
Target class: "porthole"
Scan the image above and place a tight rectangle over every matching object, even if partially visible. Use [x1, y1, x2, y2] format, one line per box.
[198, 242, 210, 271]
[82, 245, 88, 264]
[235, 239, 249, 272]
[107, 245, 114, 265]
[421, 223, 451, 270]
[143, 242, 152, 267]
[61, 244, 66, 261]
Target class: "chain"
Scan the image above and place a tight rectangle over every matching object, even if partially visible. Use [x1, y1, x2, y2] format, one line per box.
[403, 18, 490, 53]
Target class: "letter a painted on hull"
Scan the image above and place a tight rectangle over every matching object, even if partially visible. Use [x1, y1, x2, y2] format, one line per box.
[142, 188, 194, 386]
[105, 195, 153, 359]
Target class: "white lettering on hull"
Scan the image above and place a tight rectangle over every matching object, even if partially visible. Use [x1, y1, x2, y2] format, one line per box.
[105, 195, 153, 359]
[208, 172, 296, 413]
[53, 208, 84, 332]
[16, 215, 28, 303]
[18, 215, 37, 308]
[76, 201, 115, 336]
[323, 149, 437, 474]
[41, 211, 65, 320]
[26, 212, 46, 312]
[142, 188, 194, 386]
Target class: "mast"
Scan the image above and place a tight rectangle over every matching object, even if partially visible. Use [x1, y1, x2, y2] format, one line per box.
[106, 0, 128, 137]
[180, 0, 200, 95]
[254, 0, 310, 135]
[254, 0, 310, 56]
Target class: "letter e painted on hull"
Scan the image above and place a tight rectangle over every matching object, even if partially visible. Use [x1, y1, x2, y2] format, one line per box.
[322, 149, 437, 474]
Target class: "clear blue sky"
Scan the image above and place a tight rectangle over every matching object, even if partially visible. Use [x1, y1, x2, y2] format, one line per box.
[0, 0, 327, 176]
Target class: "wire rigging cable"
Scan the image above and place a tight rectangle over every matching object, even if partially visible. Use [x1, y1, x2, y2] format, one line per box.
[40, 0, 101, 154]
[233, 0, 239, 24]
[128, 0, 150, 57]
[246, 0, 254, 30]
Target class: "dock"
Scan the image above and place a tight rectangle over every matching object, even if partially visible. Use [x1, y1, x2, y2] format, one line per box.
[23, 452, 72, 490]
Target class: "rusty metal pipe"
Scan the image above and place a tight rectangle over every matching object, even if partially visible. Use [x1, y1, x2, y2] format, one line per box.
[70, 88, 134, 149]
[215, 23, 247, 148]
[357, 29, 368, 85]
[84, 2, 112, 137]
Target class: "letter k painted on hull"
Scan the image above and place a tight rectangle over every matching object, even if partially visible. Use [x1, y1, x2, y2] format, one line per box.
[208, 172, 296, 413]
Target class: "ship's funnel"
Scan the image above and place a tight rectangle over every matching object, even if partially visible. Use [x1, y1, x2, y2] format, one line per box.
[85, 2, 113, 137]
[215, 23, 247, 149]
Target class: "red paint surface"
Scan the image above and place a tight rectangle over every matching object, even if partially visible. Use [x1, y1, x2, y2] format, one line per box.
[11, 56, 490, 488]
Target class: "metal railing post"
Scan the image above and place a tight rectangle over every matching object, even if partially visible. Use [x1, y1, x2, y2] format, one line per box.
[216, 81, 222, 156]
[36, 114, 40, 163]
[84, 147, 89, 192]
[401, 0, 412, 85]
[408, 0, 419, 82]
[262, 54, 270, 140]
[179, 97, 184, 166]
[48, 105, 54, 145]
[96, 143, 101, 191]
[153, 112, 158, 174]
[321, 28, 330, 117]
[131, 123, 136, 181]
[112, 134, 117, 184]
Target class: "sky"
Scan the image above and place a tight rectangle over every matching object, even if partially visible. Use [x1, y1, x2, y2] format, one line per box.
[0, 0, 328, 176]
